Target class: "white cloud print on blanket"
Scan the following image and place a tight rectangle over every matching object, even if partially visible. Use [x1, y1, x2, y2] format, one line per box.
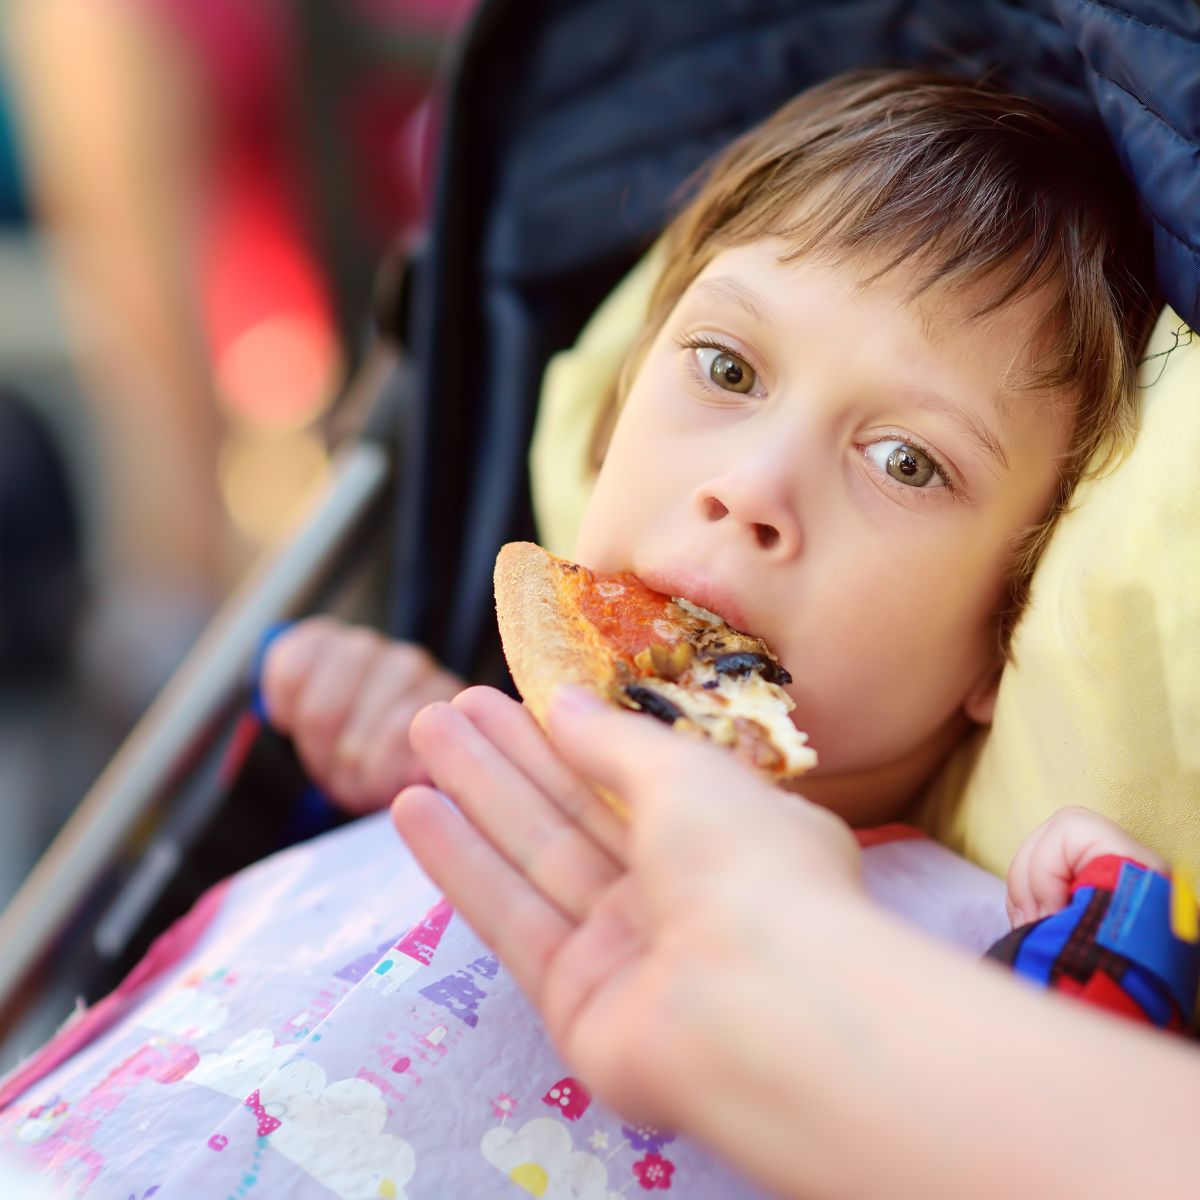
[186, 1028, 294, 1098]
[185, 1029, 416, 1199]
[482, 1117, 620, 1199]
[137, 985, 229, 1039]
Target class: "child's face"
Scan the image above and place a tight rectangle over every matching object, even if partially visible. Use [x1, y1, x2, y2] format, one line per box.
[574, 239, 1073, 822]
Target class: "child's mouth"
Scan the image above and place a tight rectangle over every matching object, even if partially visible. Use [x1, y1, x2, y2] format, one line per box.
[634, 566, 753, 634]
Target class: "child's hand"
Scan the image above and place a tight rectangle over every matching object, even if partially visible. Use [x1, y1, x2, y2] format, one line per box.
[1005, 806, 1168, 928]
[260, 618, 465, 813]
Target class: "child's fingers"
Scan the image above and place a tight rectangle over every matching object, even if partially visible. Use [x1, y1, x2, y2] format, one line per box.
[333, 643, 439, 761]
[350, 697, 441, 812]
[1014, 807, 1171, 929]
[327, 643, 454, 805]
[260, 617, 339, 731]
[1004, 824, 1043, 927]
[408, 702, 624, 923]
[1023, 822, 1076, 921]
[290, 627, 380, 785]
[1052, 809, 1168, 879]
[451, 687, 630, 865]
[392, 785, 573, 1006]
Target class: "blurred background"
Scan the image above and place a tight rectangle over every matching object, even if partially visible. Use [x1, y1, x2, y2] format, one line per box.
[0, 0, 475, 1049]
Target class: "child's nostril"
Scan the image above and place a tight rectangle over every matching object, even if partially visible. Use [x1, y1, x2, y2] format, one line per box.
[754, 523, 779, 549]
[703, 497, 729, 521]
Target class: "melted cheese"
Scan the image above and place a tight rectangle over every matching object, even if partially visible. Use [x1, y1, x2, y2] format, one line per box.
[673, 597, 722, 626]
[638, 658, 817, 776]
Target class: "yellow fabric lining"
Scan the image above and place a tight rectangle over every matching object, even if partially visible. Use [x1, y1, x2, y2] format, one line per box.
[529, 244, 664, 557]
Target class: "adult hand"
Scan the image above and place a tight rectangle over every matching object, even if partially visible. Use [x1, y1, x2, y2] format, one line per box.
[393, 685, 864, 1134]
[395, 689, 1200, 1200]
[261, 618, 465, 813]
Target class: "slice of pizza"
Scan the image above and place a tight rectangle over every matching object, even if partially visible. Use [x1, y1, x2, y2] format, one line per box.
[494, 541, 817, 784]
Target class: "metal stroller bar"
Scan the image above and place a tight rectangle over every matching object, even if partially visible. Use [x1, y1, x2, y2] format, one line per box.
[0, 375, 401, 1019]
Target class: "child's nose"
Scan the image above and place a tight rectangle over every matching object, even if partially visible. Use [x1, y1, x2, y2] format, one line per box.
[694, 485, 800, 559]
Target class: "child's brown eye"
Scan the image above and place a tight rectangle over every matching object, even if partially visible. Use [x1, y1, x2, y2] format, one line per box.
[886, 445, 935, 486]
[865, 439, 946, 489]
[696, 347, 756, 394]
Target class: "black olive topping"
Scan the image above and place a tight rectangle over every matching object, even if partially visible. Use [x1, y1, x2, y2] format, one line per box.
[624, 685, 684, 725]
[709, 651, 792, 686]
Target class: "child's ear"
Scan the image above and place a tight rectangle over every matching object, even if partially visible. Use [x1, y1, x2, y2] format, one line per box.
[964, 661, 1004, 725]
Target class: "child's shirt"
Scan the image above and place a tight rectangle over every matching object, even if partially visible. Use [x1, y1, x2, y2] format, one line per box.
[0, 814, 1009, 1199]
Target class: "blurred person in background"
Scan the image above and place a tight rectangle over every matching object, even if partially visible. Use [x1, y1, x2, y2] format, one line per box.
[6, 0, 466, 603]
[0, 0, 470, 898]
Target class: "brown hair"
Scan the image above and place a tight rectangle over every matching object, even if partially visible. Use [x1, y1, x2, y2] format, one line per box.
[593, 69, 1158, 656]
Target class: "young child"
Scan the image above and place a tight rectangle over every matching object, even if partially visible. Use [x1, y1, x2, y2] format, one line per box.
[264, 70, 1158, 865]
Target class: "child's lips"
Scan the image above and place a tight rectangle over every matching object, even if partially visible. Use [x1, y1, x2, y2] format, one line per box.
[635, 566, 754, 635]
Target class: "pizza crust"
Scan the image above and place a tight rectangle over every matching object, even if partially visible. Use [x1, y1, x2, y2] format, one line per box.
[494, 541, 619, 727]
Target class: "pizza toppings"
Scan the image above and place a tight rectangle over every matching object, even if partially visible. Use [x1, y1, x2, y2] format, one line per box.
[569, 568, 692, 661]
[623, 684, 686, 725]
[494, 541, 818, 789]
[618, 653, 813, 777]
[707, 650, 792, 687]
[632, 641, 695, 680]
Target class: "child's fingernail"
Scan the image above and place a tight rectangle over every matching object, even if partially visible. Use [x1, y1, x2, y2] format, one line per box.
[552, 685, 606, 716]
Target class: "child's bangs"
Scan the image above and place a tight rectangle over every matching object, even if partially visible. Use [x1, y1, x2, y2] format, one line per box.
[759, 159, 1112, 416]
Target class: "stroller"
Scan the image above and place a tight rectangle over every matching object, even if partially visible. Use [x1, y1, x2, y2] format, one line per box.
[1, 0, 1196, 1091]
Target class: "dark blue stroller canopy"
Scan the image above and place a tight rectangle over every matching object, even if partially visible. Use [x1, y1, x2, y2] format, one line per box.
[397, 0, 1198, 686]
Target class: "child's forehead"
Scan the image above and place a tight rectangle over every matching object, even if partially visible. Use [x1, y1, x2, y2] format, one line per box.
[686, 239, 1064, 403]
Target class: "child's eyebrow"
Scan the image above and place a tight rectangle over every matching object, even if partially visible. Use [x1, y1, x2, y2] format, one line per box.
[906, 388, 1011, 476]
[689, 277, 774, 327]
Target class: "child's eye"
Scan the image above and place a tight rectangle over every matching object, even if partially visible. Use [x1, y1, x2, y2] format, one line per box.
[864, 439, 947, 489]
[694, 346, 757, 394]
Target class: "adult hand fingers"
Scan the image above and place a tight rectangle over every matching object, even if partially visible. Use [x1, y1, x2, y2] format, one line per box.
[393, 786, 648, 1064]
[408, 699, 624, 923]
[392, 785, 573, 1006]
[546, 686, 773, 848]
[544, 687, 863, 912]
[452, 687, 629, 865]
